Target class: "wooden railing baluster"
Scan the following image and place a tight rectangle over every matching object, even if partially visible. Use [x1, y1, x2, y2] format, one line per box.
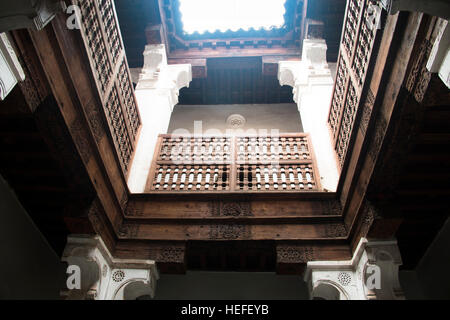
[145, 133, 320, 193]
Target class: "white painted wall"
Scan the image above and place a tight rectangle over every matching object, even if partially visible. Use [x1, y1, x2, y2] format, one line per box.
[278, 39, 339, 191]
[127, 44, 192, 193]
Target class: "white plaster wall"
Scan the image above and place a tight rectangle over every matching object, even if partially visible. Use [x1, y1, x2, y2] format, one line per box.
[127, 91, 173, 193]
[298, 83, 339, 191]
[126, 44, 192, 193]
[278, 39, 339, 192]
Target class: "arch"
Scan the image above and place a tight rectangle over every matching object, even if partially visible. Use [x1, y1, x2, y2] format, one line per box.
[111, 278, 154, 300]
[312, 280, 349, 300]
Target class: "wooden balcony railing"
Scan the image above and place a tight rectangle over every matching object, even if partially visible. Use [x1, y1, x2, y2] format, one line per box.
[145, 133, 321, 192]
[328, 0, 383, 168]
[74, 0, 141, 175]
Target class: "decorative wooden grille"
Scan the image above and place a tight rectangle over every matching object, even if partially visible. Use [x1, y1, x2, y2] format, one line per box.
[146, 133, 320, 192]
[74, 0, 141, 174]
[328, 0, 383, 168]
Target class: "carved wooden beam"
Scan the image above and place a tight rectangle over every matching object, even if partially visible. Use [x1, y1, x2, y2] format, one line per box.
[168, 58, 207, 79]
[115, 241, 187, 274]
[276, 243, 352, 275]
[28, 13, 129, 242]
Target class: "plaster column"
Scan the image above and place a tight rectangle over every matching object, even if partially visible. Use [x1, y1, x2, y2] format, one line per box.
[278, 39, 339, 192]
[0, 32, 25, 100]
[61, 235, 159, 300]
[127, 44, 192, 193]
[304, 238, 404, 300]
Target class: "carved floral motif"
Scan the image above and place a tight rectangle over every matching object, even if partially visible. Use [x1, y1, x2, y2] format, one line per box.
[210, 201, 252, 217]
[209, 224, 251, 240]
[277, 246, 315, 263]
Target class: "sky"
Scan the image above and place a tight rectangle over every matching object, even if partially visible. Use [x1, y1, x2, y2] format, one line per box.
[179, 0, 286, 34]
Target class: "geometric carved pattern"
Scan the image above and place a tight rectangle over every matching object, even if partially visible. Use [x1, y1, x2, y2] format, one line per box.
[359, 89, 375, 136]
[353, 3, 379, 87]
[325, 223, 348, 238]
[147, 134, 320, 192]
[277, 246, 315, 264]
[78, 0, 112, 94]
[406, 39, 433, 103]
[112, 270, 125, 282]
[117, 58, 140, 139]
[97, 0, 122, 65]
[329, 57, 349, 139]
[336, 80, 359, 166]
[338, 272, 352, 286]
[105, 86, 133, 172]
[210, 201, 252, 217]
[209, 224, 251, 240]
[328, 0, 382, 168]
[368, 115, 387, 161]
[342, 0, 363, 57]
[157, 246, 185, 263]
[359, 199, 379, 238]
[76, 0, 140, 175]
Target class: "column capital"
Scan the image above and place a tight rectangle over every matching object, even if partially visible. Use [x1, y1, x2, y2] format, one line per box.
[137, 44, 192, 105]
[304, 237, 404, 300]
[61, 234, 159, 300]
[278, 39, 332, 103]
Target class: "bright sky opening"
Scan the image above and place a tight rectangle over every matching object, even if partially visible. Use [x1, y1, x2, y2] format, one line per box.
[179, 0, 286, 34]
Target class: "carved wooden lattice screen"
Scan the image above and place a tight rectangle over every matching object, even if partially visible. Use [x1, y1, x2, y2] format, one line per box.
[74, 0, 141, 174]
[146, 133, 321, 192]
[328, 0, 383, 168]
